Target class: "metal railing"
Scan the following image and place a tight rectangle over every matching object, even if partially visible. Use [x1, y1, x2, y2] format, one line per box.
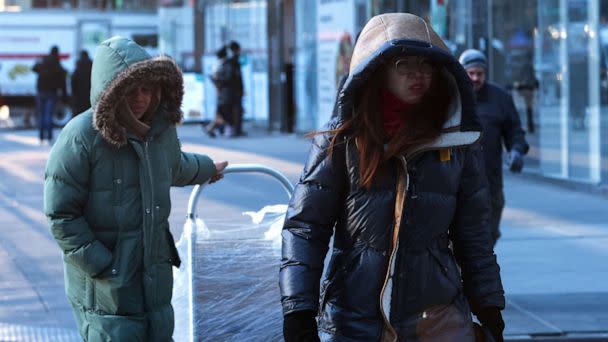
[183, 164, 294, 342]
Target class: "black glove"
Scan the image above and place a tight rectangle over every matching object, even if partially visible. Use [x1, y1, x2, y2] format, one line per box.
[508, 150, 524, 173]
[476, 308, 505, 342]
[283, 310, 320, 342]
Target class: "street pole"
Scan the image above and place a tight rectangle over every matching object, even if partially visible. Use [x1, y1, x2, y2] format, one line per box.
[193, 0, 205, 73]
[487, 0, 493, 81]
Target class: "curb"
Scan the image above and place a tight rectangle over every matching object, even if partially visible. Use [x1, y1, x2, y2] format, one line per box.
[0, 322, 80, 342]
[508, 168, 608, 198]
[506, 333, 608, 342]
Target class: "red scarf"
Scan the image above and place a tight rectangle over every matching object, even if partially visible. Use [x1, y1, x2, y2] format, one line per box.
[382, 89, 412, 137]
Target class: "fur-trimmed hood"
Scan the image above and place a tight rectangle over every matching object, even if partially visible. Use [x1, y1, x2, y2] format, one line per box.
[338, 13, 482, 148]
[90, 36, 183, 147]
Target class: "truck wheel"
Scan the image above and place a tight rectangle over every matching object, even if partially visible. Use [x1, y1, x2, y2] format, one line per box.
[53, 103, 73, 127]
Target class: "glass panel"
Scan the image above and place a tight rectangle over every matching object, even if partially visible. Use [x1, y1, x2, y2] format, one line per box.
[537, 0, 566, 177]
[567, 0, 593, 180]
[442, 0, 472, 55]
[489, 0, 538, 170]
[599, 1, 608, 184]
[294, 0, 317, 131]
[203, 0, 269, 123]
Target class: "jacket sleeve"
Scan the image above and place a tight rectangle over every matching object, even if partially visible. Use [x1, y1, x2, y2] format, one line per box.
[280, 120, 347, 316]
[44, 133, 113, 277]
[451, 143, 505, 313]
[170, 126, 217, 186]
[501, 93, 529, 155]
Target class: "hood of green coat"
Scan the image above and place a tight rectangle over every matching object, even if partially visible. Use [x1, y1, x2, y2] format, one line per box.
[91, 36, 183, 147]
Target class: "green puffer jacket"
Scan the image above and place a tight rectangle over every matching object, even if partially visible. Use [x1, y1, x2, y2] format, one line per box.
[44, 37, 216, 341]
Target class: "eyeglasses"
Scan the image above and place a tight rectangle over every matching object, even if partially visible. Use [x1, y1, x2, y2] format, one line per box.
[394, 58, 434, 78]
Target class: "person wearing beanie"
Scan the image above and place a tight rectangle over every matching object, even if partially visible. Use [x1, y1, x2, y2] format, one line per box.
[281, 14, 505, 342]
[459, 48, 529, 246]
[44, 37, 228, 340]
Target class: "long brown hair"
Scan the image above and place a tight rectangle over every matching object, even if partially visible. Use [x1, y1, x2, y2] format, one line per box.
[324, 63, 452, 188]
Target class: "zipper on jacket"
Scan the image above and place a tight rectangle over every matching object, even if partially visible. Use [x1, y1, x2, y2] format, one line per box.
[144, 139, 156, 262]
[377, 133, 483, 340]
[379, 155, 409, 342]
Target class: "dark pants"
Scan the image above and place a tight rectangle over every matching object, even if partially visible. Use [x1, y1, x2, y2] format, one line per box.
[37, 91, 57, 141]
[489, 192, 505, 246]
[232, 100, 244, 136]
[207, 104, 232, 134]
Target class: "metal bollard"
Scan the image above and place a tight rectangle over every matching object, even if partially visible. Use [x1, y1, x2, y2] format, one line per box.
[183, 164, 294, 342]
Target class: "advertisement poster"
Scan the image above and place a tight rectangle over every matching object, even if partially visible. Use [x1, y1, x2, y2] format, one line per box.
[0, 30, 73, 96]
[430, 0, 448, 38]
[316, 0, 357, 129]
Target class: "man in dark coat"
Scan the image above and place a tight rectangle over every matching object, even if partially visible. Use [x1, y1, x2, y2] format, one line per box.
[459, 49, 530, 246]
[33, 45, 67, 143]
[228, 41, 245, 136]
[70, 50, 93, 116]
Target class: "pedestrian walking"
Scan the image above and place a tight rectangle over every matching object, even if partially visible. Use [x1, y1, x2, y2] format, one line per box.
[281, 13, 505, 342]
[206, 46, 233, 138]
[228, 41, 245, 136]
[71, 50, 93, 116]
[513, 52, 538, 133]
[459, 49, 529, 246]
[44, 37, 228, 341]
[33, 45, 67, 144]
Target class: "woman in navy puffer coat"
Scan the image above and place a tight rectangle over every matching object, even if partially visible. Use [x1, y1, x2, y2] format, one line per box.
[280, 13, 505, 342]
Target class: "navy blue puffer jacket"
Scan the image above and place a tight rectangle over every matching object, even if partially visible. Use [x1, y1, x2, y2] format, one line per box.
[280, 13, 504, 342]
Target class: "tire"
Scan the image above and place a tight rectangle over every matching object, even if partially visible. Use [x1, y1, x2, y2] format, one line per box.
[53, 102, 73, 127]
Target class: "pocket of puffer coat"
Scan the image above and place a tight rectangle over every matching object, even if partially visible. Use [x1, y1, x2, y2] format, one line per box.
[404, 303, 475, 341]
[94, 230, 144, 315]
[165, 229, 181, 267]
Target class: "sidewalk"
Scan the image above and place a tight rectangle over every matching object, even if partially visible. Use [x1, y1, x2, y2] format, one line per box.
[0, 125, 606, 341]
[497, 173, 608, 340]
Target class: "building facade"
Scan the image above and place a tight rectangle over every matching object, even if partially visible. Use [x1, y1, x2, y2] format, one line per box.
[290, 0, 608, 187]
[196, 0, 607, 186]
[425, 0, 607, 186]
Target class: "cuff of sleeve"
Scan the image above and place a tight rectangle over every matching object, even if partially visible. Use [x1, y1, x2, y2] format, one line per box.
[512, 144, 529, 155]
[193, 154, 216, 184]
[282, 299, 318, 317]
[64, 240, 113, 277]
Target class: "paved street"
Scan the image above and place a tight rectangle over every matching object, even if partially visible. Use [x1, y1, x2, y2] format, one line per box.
[0, 124, 606, 341]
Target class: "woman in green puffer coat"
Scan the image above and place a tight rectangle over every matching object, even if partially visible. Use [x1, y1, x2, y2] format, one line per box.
[44, 36, 227, 341]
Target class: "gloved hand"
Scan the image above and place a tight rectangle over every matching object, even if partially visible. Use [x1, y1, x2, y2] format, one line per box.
[283, 310, 320, 342]
[508, 150, 524, 173]
[476, 308, 505, 342]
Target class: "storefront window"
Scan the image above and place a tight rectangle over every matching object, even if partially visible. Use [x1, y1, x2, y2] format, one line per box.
[294, 0, 317, 131]
[10, 0, 157, 10]
[599, 1, 608, 184]
[537, 0, 567, 177]
[440, 0, 474, 55]
[536, 0, 603, 182]
[203, 0, 269, 122]
[566, 0, 594, 180]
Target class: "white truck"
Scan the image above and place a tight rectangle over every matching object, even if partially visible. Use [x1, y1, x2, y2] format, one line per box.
[0, 10, 158, 127]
